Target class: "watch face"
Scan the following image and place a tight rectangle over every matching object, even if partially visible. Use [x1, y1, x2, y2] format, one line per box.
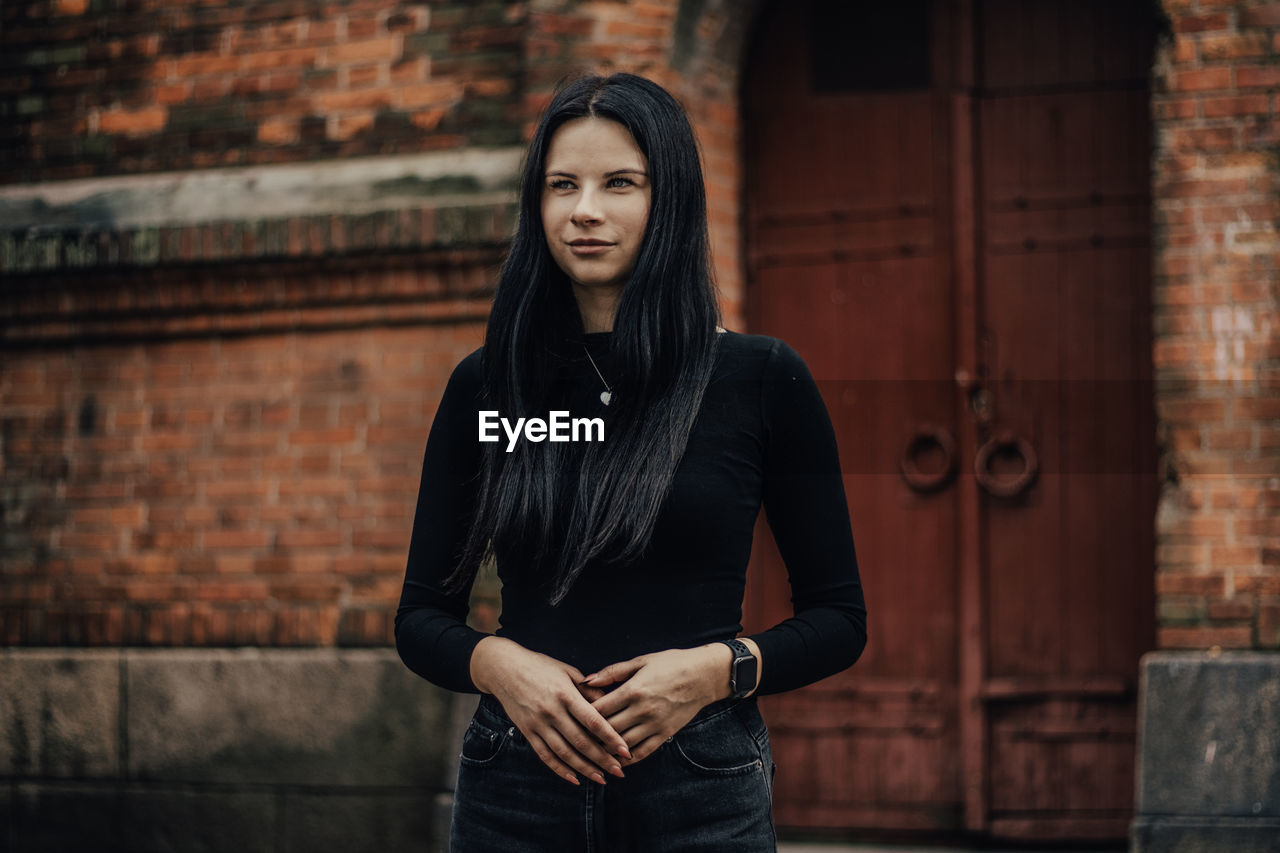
[734, 655, 758, 695]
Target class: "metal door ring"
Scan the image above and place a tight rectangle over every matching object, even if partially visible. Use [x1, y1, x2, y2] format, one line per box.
[900, 425, 958, 494]
[974, 432, 1038, 498]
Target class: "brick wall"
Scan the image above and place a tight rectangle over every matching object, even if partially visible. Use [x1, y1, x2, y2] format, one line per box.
[2, 260, 489, 646]
[0, 0, 746, 314]
[1151, 0, 1280, 650]
[0, 0, 523, 181]
[0, 0, 752, 648]
[12, 0, 1275, 655]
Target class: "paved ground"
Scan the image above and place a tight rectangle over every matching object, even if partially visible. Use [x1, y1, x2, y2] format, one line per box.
[768, 840, 1121, 845]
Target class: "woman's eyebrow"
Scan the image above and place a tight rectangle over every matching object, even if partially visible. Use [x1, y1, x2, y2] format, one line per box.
[544, 168, 648, 178]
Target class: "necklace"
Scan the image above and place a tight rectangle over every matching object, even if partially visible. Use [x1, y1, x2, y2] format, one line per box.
[582, 345, 612, 406]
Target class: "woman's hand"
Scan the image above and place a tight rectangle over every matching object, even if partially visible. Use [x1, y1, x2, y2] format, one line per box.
[584, 641, 754, 766]
[469, 636, 631, 786]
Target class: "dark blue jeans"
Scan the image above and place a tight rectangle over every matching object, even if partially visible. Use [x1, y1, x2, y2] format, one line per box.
[450, 693, 778, 852]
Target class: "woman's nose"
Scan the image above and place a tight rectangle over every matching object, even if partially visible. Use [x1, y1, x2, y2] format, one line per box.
[571, 189, 603, 225]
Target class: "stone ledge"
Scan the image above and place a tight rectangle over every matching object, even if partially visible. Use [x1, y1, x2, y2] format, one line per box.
[0, 248, 499, 347]
[2, 648, 463, 852]
[0, 148, 521, 273]
[1, 648, 457, 787]
[1130, 816, 1280, 853]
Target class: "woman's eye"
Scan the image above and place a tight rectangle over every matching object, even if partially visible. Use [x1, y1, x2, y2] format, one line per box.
[548, 179, 574, 190]
[607, 177, 634, 188]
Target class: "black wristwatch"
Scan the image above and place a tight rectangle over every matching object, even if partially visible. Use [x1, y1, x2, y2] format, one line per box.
[719, 639, 758, 699]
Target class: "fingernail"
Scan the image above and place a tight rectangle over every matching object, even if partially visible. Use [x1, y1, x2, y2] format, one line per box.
[582, 673, 598, 683]
[618, 746, 632, 760]
[610, 763, 624, 778]
[592, 772, 606, 785]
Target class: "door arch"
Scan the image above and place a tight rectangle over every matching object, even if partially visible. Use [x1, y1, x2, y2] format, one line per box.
[741, 0, 1159, 841]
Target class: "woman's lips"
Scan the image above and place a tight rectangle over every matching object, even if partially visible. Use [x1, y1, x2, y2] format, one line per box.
[568, 242, 614, 255]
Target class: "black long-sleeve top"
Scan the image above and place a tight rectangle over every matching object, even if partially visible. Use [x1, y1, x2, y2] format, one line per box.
[394, 330, 867, 696]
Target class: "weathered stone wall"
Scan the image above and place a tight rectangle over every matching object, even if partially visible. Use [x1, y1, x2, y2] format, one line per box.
[1, 648, 463, 853]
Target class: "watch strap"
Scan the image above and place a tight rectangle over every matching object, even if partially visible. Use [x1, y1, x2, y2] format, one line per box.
[719, 638, 757, 699]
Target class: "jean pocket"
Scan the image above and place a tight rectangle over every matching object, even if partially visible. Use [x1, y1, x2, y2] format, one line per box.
[459, 718, 512, 767]
[670, 708, 765, 777]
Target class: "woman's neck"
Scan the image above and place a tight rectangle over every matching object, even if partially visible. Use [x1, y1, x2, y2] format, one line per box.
[573, 285, 621, 333]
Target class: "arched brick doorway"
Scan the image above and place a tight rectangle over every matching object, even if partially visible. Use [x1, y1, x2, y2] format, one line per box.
[740, 0, 1160, 842]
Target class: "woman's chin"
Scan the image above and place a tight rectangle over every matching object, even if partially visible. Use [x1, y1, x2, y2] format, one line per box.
[568, 276, 627, 291]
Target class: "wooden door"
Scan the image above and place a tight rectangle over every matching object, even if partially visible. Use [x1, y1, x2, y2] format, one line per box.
[741, 0, 1158, 841]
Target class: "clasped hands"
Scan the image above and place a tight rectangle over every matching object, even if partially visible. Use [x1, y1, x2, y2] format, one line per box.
[468, 636, 759, 786]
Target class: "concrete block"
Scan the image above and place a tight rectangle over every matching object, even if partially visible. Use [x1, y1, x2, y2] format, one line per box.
[1135, 651, 1280, 816]
[125, 648, 454, 787]
[11, 782, 128, 853]
[1132, 651, 1280, 852]
[281, 790, 434, 853]
[118, 787, 276, 853]
[0, 649, 120, 778]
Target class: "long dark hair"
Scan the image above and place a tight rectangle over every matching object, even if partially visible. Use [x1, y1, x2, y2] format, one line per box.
[447, 72, 721, 605]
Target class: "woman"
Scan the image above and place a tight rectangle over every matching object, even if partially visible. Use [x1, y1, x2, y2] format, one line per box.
[395, 72, 867, 852]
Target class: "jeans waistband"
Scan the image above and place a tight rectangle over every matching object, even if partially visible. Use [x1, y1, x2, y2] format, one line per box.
[476, 691, 752, 729]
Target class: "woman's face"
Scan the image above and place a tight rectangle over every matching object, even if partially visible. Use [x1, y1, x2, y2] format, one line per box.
[541, 116, 651, 298]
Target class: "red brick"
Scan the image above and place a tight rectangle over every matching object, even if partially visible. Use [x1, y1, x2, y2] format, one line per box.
[312, 88, 391, 112]
[1166, 126, 1237, 152]
[277, 477, 351, 497]
[1158, 626, 1253, 648]
[1156, 572, 1225, 595]
[205, 480, 271, 499]
[1171, 38, 1198, 64]
[276, 529, 344, 548]
[1207, 598, 1254, 620]
[139, 432, 200, 452]
[289, 427, 357, 445]
[352, 529, 407, 548]
[398, 80, 463, 108]
[1236, 457, 1280, 476]
[123, 581, 191, 602]
[61, 532, 121, 551]
[106, 554, 177, 575]
[212, 555, 255, 575]
[1199, 32, 1271, 61]
[96, 104, 168, 135]
[1201, 94, 1270, 118]
[243, 47, 318, 73]
[194, 581, 272, 601]
[173, 55, 240, 77]
[1157, 397, 1228, 422]
[272, 606, 340, 645]
[1173, 13, 1229, 33]
[133, 530, 197, 550]
[203, 530, 271, 550]
[1239, 4, 1280, 27]
[325, 37, 399, 65]
[270, 580, 344, 600]
[1237, 64, 1280, 88]
[1235, 396, 1280, 420]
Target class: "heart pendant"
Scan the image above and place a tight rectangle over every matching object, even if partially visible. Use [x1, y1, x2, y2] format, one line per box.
[600, 390, 612, 406]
